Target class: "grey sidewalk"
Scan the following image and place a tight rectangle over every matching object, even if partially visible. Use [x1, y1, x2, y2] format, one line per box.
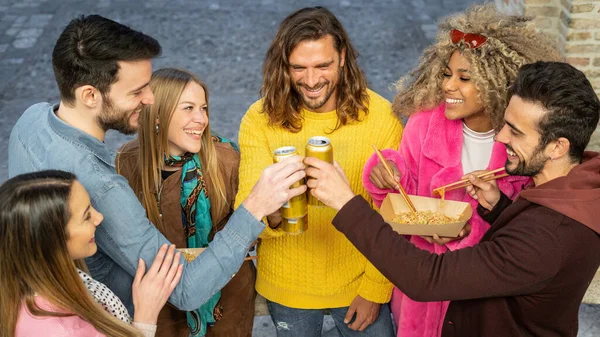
[0, 1, 598, 336]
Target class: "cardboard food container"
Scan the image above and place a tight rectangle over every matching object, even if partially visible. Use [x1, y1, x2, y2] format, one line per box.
[178, 248, 206, 262]
[379, 193, 472, 237]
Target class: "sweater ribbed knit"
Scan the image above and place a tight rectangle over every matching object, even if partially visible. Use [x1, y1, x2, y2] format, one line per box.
[234, 89, 403, 308]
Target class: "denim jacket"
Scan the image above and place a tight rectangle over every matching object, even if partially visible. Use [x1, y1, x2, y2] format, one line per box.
[8, 103, 265, 314]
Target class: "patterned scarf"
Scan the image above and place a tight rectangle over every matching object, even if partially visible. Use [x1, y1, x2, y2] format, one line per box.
[163, 135, 237, 336]
[78, 269, 132, 323]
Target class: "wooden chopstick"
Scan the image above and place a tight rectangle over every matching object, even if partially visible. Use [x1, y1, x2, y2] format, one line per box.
[432, 168, 507, 195]
[442, 173, 509, 193]
[372, 145, 417, 214]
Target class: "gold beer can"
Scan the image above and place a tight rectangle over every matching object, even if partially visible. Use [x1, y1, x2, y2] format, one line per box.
[273, 146, 308, 234]
[281, 214, 308, 236]
[305, 136, 333, 207]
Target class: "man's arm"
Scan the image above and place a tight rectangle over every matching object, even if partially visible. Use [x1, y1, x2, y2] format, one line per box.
[96, 156, 306, 311]
[95, 179, 264, 311]
[332, 196, 562, 302]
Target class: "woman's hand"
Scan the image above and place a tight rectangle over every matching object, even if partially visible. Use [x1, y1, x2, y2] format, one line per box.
[132, 244, 183, 324]
[419, 223, 471, 245]
[369, 160, 401, 190]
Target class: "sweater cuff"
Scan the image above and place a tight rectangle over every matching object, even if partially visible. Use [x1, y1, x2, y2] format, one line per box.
[357, 274, 393, 304]
[333, 195, 371, 231]
[477, 192, 512, 224]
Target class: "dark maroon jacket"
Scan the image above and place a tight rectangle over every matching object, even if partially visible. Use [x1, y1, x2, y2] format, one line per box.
[333, 152, 600, 337]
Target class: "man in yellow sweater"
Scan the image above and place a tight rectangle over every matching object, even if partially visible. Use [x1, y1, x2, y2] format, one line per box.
[234, 7, 403, 336]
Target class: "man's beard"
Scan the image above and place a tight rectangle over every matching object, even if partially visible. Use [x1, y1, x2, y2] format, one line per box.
[294, 69, 340, 111]
[97, 97, 140, 135]
[505, 143, 550, 177]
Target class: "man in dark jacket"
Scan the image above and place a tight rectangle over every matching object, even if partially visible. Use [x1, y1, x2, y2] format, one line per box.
[304, 61, 600, 337]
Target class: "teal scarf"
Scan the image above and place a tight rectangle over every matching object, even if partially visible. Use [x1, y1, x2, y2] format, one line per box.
[164, 135, 237, 336]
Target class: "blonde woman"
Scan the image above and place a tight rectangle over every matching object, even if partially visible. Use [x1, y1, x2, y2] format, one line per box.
[117, 68, 255, 337]
[2, 170, 182, 337]
[363, 4, 562, 337]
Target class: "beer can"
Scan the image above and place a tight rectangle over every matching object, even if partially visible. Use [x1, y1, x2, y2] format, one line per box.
[305, 136, 333, 207]
[281, 214, 308, 236]
[273, 146, 308, 234]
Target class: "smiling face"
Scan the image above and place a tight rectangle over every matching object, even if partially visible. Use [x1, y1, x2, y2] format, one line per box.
[65, 181, 103, 260]
[97, 60, 155, 135]
[497, 95, 551, 177]
[289, 35, 345, 113]
[166, 81, 208, 156]
[442, 51, 491, 132]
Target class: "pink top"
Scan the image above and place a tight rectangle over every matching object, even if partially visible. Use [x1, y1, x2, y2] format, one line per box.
[15, 296, 106, 337]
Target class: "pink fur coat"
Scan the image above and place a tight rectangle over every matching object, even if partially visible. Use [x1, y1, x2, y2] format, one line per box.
[362, 105, 530, 337]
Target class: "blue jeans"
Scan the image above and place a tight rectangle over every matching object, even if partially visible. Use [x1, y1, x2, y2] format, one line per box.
[267, 300, 395, 337]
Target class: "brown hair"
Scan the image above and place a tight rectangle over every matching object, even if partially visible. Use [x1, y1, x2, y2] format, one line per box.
[0, 170, 141, 337]
[393, 3, 562, 131]
[117, 68, 227, 233]
[260, 6, 369, 132]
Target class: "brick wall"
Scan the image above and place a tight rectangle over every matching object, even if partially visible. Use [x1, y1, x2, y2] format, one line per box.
[566, 0, 600, 96]
[495, 0, 599, 95]
[496, 0, 600, 304]
[496, 0, 572, 52]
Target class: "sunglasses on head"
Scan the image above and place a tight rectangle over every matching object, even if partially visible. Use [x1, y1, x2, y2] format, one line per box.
[450, 29, 488, 49]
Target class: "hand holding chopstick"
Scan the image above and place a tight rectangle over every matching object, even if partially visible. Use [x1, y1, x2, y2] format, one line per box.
[432, 168, 507, 195]
[372, 145, 417, 214]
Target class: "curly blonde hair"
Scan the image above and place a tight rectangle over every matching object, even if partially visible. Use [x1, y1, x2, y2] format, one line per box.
[393, 3, 563, 131]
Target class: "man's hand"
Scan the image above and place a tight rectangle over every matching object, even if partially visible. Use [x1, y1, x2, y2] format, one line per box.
[369, 160, 401, 190]
[464, 170, 501, 211]
[419, 223, 471, 245]
[304, 158, 355, 211]
[344, 295, 381, 331]
[243, 155, 307, 220]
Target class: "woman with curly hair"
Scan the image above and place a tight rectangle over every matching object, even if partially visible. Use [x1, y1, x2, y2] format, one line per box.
[362, 4, 562, 337]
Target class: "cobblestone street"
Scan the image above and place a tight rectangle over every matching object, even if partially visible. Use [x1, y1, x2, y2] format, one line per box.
[0, 0, 598, 335]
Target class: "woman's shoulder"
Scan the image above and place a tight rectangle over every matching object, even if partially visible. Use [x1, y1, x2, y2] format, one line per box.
[15, 297, 105, 337]
[213, 139, 240, 168]
[408, 105, 445, 124]
[115, 139, 140, 178]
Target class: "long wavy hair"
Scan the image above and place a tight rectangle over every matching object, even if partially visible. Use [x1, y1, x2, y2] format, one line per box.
[0, 170, 141, 337]
[117, 68, 227, 232]
[260, 6, 369, 132]
[393, 3, 563, 131]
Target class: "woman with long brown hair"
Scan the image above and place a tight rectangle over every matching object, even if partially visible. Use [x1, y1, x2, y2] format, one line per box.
[1, 170, 183, 337]
[116, 68, 255, 337]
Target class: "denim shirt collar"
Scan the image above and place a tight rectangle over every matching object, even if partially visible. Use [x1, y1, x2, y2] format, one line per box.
[47, 103, 116, 168]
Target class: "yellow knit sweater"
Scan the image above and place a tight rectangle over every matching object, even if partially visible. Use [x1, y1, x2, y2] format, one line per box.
[234, 90, 403, 308]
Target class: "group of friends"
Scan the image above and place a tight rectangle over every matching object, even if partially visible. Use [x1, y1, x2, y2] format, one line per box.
[2, 3, 600, 337]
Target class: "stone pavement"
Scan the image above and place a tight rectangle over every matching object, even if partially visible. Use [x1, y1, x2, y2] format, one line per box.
[0, 0, 598, 335]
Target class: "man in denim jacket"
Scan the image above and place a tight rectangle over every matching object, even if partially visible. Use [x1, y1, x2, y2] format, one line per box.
[8, 15, 306, 315]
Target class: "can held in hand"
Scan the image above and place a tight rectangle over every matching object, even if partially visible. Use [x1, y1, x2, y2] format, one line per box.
[273, 146, 308, 234]
[305, 136, 333, 207]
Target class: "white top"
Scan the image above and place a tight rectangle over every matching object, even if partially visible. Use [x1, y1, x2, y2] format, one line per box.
[461, 122, 495, 174]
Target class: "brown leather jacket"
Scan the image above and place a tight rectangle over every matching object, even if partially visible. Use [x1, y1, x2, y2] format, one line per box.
[117, 139, 256, 337]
